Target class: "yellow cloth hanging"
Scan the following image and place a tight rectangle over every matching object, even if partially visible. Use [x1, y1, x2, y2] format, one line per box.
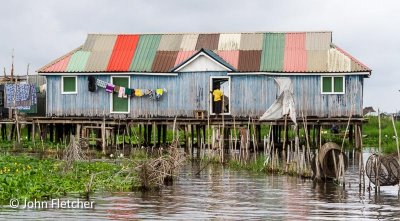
[135, 89, 144, 97]
[156, 88, 163, 96]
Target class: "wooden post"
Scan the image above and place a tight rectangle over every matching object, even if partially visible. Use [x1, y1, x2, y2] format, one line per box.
[349, 124, 354, 144]
[162, 125, 167, 145]
[49, 124, 54, 142]
[184, 125, 189, 153]
[316, 125, 321, 148]
[101, 119, 106, 154]
[27, 124, 32, 141]
[157, 124, 162, 147]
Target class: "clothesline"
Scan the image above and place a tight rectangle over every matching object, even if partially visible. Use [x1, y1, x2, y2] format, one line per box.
[91, 77, 167, 101]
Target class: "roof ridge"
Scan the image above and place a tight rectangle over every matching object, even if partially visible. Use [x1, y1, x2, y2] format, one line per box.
[85, 31, 333, 36]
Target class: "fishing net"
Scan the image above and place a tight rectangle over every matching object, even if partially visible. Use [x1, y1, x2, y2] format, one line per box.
[366, 153, 400, 186]
[311, 142, 348, 179]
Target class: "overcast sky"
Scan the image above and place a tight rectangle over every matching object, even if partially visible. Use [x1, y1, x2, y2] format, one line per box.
[1, 0, 399, 112]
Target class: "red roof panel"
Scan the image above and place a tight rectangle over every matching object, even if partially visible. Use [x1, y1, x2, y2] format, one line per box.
[283, 33, 307, 72]
[107, 35, 139, 71]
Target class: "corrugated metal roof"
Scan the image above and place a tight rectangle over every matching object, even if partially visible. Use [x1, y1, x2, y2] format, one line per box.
[151, 51, 178, 72]
[215, 50, 239, 69]
[195, 34, 219, 50]
[260, 33, 285, 72]
[129, 34, 161, 72]
[82, 34, 97, 51]
[218, 33, 241, 50]
[43, 54, 71, 72]
[305, 32, 331, 50]
[180, 34, 198, 51]
[240, 33, 263, 50]
[284, 33, 307, 72]
[107, 35, 139, 71]
[158, 34, 183, 51]
[66, 51, 91, 72]
[238, 50, 262, 71]
[39, 31, 371, 74]
[328, 48, 351, 72]
[174, 51, 196, 66]
[85, 51, 112, 72]
[306, 50, 328, 72]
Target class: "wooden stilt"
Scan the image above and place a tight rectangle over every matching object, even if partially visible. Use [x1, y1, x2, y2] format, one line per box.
[162, 125, 167, 145]
[349, 124, 354, 144]
[157, 124, 162, 147]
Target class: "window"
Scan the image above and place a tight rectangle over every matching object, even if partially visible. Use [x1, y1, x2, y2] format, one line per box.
[210, 76, 231, 115]
[61, 76, 77, 94]
[321, 76, 344, 94]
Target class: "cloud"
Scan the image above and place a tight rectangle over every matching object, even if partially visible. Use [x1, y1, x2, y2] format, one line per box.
[1, 0, 399, 111]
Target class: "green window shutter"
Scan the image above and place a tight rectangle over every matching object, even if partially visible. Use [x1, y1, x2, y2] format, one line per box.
[334, 77, 344, 93]
[63, 77, 76, 93]
[112, 77, 129, 112]
[322, 77, 332, 93]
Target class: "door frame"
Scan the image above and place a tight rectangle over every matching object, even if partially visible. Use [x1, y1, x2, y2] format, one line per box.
[110, 76, 130, 114]
[209, 76, 231, 115]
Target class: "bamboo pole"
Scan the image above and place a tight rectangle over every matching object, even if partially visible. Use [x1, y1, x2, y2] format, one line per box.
[390, 115, 400, 195]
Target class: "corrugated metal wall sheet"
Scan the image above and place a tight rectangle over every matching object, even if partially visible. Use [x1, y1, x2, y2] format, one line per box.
[151, 51, 179, 72]
[195, 34, 220, 50]
[215, 51, 239, 69]
[129, 34, 161, 72]
[260, 33, 285, 72]
[158, 34, 183, 51]
[107, 35, 139, 71]
[284, 33, 307, 72]
[180, 34, 198, 51]
[239, 33, 263, 50]
[47, 74, 363, 118]
[66, 51, 91, 72]
[218, 33, 241, 50]
[238, 50, 262, 71]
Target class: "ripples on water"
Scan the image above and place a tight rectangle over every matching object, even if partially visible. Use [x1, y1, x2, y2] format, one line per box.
[1, 152, 400, 220]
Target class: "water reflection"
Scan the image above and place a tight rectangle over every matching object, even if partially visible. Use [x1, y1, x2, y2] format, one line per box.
[1, 151, 400, 220]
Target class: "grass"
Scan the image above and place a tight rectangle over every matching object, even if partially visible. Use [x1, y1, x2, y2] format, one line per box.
[0, 149, 155, 203]
[363, 116, 400, 153]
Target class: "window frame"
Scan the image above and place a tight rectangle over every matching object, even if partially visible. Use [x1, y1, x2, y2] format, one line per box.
[61, 76, 78, 94]
[209, 76, 231, 115]
[321, 76, 345, 95]
[110, 76, 131, 114]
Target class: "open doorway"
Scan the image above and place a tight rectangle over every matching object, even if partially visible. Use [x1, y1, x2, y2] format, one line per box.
[210, 76, 230, 115]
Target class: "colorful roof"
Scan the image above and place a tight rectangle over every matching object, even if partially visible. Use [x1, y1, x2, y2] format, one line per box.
[38, 32, 371, 74]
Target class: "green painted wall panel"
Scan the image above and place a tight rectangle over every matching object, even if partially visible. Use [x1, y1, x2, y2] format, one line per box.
[260, 33, 285, 72]
[112, 77, 129, 112]
[129, 34, 162, 72]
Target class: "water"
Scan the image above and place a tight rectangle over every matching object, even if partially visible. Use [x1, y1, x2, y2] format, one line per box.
[1, 153, 400, 220]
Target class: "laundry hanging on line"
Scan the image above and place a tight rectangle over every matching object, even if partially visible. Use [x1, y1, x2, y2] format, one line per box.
[4, 84, 37, 110]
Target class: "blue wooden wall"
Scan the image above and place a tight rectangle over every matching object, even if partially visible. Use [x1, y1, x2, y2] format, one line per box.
[46, 72, 363, 118]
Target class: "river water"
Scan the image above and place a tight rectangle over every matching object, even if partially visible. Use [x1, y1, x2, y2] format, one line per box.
[1, 152, 400, 220]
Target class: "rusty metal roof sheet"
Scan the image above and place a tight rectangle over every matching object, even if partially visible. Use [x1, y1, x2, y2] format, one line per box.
[151, 51, 179, 72]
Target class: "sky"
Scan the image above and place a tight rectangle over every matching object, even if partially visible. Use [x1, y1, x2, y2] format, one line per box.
[1, 0, 399, 112]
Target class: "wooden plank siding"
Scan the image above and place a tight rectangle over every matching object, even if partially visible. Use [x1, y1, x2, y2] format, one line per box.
[46, 73, 363, 118]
